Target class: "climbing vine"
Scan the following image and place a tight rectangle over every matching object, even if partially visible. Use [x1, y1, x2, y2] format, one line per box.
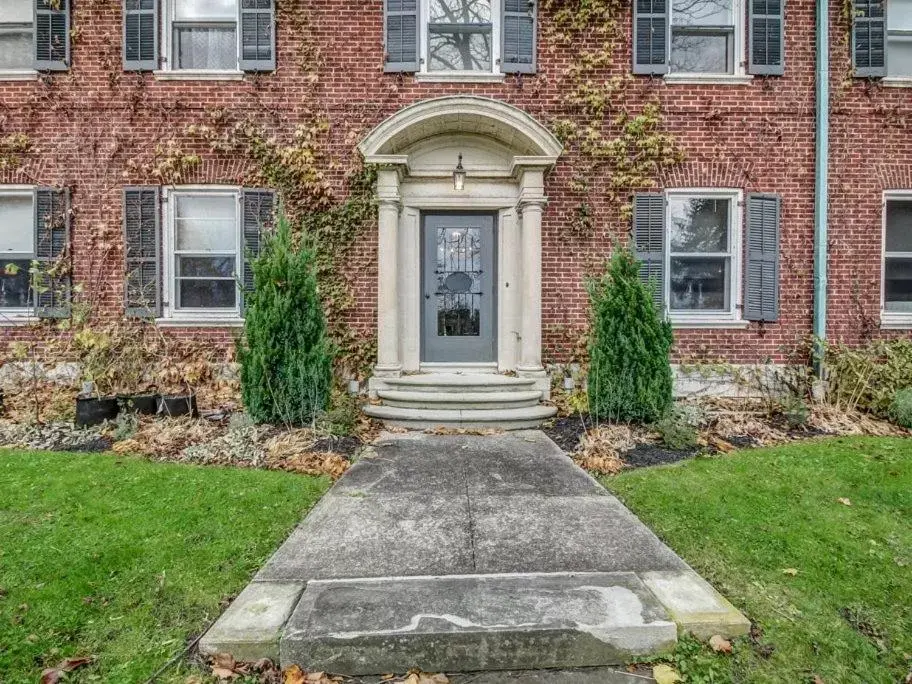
[186, 114, 378, 377]
[542, 0, 683, 221]
[0, 133, 31, 172]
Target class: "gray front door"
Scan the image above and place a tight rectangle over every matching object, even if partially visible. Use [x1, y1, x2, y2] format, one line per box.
[422, 213, 496, 363]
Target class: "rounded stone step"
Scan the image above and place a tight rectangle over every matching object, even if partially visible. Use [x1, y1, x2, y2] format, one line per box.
[362, 403, 557, 431]
[377, 389, 543, 410]
[384, 374, 537, 393]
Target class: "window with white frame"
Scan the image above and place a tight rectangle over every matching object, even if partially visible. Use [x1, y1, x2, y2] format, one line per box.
[667, 191, 741, 319]
[887, 0, 912, 77]
[883, 195, 912, 313]
[669, 0, 742, 74]
[166, 189, 241, 316]
[0, 190, 35, 312]
[423, 0, 497, 73]
[0, 0, 33, 71]
[166, 0, 239, 71]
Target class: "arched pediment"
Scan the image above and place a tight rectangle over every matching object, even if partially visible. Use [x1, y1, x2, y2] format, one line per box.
[358, 96, 563, 163]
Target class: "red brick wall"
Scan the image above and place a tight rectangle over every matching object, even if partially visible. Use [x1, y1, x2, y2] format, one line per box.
[0, 1, 878, 368]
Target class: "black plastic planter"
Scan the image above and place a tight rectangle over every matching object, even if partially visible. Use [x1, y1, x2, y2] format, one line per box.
[75, 396, 120, 427]
[158, 393, 198, 418]
[118, 393, 160, 415]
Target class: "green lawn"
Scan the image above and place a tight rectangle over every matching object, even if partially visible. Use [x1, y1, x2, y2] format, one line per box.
[0, 450, 329, 683]
[605, 436, 912, 684]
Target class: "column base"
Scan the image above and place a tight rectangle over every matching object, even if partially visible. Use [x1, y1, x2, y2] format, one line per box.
[516, 365, 550, 400]
[372, 363, 402, 378]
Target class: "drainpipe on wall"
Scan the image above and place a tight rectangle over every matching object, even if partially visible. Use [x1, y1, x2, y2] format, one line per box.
[813, 0, 830, 376]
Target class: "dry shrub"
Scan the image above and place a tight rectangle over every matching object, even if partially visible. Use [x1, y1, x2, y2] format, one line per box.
[264, 428, 351, 479]
[574, 425, 627, 475]
[808, 404, 906, 437]
[125, 417, 222, 457]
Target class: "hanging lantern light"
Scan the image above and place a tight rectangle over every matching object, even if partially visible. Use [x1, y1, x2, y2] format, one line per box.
[453, 153, 466, 191]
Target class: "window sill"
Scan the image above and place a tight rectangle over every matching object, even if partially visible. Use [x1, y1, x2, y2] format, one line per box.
[414, 72, 506, 83]
[880, 314, 912, 329]
[153, 70, 245, 81]
[670, 317, 750, 329]
[880, 77, 912, 88]
[663, 73, 753, 86]
[0, 70, 39, 81]
[0, 311, 35, 326]
[156, 316, 244, 328]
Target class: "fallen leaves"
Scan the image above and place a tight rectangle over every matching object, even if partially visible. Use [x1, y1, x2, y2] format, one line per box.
[782, 568, 800, 576]
[574, 425, 628, 475]
[709, 634, 733, 653]
[837, 497, 852, 506]
[40, 656, 93, 684]
[652, 663, 682, 684]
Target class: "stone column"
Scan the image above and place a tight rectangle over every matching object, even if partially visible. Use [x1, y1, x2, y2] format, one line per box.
[374, 167, 402, 377]
[517, 197, 546, 374]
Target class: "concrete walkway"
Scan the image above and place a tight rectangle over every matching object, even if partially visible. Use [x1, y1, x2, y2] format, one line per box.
[201, 431, 748, 676]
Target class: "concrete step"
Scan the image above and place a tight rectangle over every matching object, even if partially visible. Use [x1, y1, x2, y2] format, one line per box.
[385, 374, 538, 393]
[280, 572, 677, 675]
[377, 389, 543, 410]
[362, 403, 557, 430]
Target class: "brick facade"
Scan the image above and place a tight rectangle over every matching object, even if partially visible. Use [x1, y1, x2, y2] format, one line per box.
[0, 1, 904, 370]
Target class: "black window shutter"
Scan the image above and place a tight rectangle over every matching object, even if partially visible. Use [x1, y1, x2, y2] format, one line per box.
[241, 190, 275, 314]
[745, 194, 781, 322]
[384, 0, 419, 72]
[633, 0, 668, 75]
[633, 193, 666, 311]
[34, 187, 71, 319]
[123, 187, 162, 318]
[35, 0, 70, 71]
[853, 0, 886, 77]
[749, 0, 785, 75]
[123, 0, 159, 71]
[239, 0, 275, 72]
[502, 0, 536, 74]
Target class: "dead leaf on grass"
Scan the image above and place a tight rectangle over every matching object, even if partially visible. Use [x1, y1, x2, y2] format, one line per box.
[652, 663, 682, 684]
[782, 568, 799, 576]
[837, 497, 852, 506]
[709, 634, 733, 653]
[40, 656, 93, 684]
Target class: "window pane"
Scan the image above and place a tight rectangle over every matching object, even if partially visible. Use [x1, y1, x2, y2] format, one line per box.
[672, 0, 733, 26]
[0, 31, 32, 70]
[887, 37, 912, 77]
[670, 30, 732, 72]
[0, 259, 31, 308]
[178, 256, 235, 278]
[0, 0, 32, 23]
[429, 0, 492, 24]
[175, 27, 237, 70]
[0, 194, 35, 253]
[886, 200, 912, 251]
[175, 195, 237, 251]
[175, 0, 237, 21]
[428, 29, 492, 70]
[885, 257, 912, 310]
[177, 279, 236, 308]
[889, 0, 912, 30]
[669, 197, 730, 252]
[670, 257, 730, 310]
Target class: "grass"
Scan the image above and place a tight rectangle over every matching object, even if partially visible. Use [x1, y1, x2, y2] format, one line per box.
[604, 436, 912, 684]
[0, 449, 329, 684]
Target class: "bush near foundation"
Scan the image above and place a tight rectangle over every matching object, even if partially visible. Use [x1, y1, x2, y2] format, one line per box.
[586, 248, 673, 423]
[239, 210, 333, 425]
[825, 339, 912, 417]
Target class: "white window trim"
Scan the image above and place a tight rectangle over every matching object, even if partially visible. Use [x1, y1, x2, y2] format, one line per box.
[157, 0, 242, 77]
[664, 188, 744, 328]
[418, 0, 503, 78]
[0, 69, 38, 81]
[0, 185, 36, 324]
[880, 190, 912, 328]
[158, 185, 244, 325]
[664, 0, 748, 83]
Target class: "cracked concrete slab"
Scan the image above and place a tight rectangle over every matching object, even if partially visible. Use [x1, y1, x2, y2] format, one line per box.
[282, 572, 676, 675]
[203, 430, 749, 674]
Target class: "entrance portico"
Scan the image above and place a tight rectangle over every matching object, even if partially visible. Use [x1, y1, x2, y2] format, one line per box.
[359, 96, 562, 399]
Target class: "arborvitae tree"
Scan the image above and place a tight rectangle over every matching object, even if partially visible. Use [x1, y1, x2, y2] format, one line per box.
[239, 210, 333, 425]
[587, 247, 673, 423]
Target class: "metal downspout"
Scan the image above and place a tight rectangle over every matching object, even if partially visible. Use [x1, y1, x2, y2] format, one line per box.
[814, 0, 830, 369]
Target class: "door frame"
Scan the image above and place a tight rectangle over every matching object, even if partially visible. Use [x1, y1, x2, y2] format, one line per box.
[420, 210, 499, 364]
